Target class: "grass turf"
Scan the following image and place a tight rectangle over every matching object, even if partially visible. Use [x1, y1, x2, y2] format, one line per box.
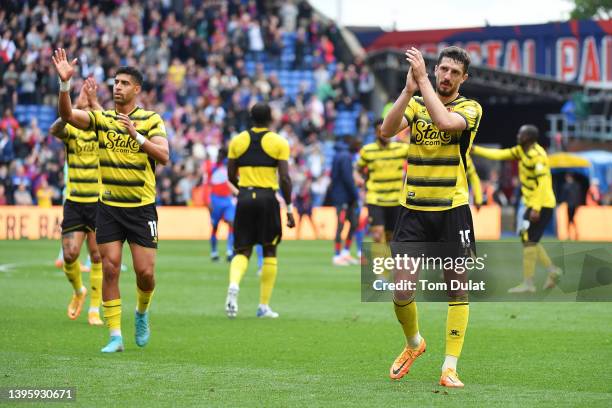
[0, 239, 611, 407]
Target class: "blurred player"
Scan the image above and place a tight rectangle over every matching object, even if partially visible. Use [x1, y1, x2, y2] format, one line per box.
[471, 124, 561, 292]
[330, 137, 360, 266]
[381, 46, 482, 387]
[357, 118, 409, 244]
[225, 103, 295, 319]
[49, 78, 103, 325]
[52, 49, 169, 352]
[208, 147, 238, 262]
[466, 155, 483, 209]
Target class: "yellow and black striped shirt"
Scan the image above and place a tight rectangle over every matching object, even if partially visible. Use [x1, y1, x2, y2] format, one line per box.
[357, 141, 409, 206]
[228, 127, 290, 190]
[471, 143, 556, 210]
[402, 95, 482, 211]
[87, 107, 167, 207]
[58, 125, 100, 203]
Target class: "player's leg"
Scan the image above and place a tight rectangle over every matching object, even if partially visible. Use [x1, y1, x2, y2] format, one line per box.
[99, 241, 124, 352]
[224, 200, 236, 261]
[536, 208, 563, 289]
[332, 205, 347, 265]
[389, 208, 427, 380]
[226, 189, 254, 318]
[62, 230, 88, 320]
[85, 231, 103, 325]
[438, 205, 474, 387]
[256, 189, 283, 318]
[341, 202, 359, 264]
[257, 244, 279, 318]
[130, 243, 156, 347]
[96, 202, 127, 352]
[210, 201, 221, 261]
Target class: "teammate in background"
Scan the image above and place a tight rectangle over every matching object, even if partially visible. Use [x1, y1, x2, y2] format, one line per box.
[52, 49, 169, 353]
[472, 125, 562, 292]
[330, 137, 360, 266]
[381, 46, 482, 387]
[225, 103, 295, 319]
[49, 78, 103, 325]
[561, 172, 581, 240]
[466, 155, 483, 209]
[208, 147, 238, 262]
[357, 118, 409, 244]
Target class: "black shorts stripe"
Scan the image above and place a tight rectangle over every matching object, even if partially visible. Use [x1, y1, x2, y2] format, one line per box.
[405, 197, 453, 207]
[406, 177, 457, 187]
[99, 160, 146, 170]
[68, 163, 98, 169]
[102, 196, 142, 204]
[407, 157, 460, 166]
[371, 177, 404, 183]
[70, 192, 99, 197]
[101, 178, 145, 187]
[70, 178, 98, 183]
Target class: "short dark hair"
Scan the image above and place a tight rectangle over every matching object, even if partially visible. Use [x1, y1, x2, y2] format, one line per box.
[250, 102, 272, 126]
[115, 66, 144, 86]
[520, 124, 539, 143]
[374, 118, 384, 128]
[437, 46, 471, 74]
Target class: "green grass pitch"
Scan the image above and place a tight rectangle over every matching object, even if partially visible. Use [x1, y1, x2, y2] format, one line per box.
[1, 240, 611, 407]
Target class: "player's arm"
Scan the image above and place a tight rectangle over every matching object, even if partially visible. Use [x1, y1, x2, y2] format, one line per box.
[52, 48, 91, 129]
[49, 118, 68, 140]
[405, 47, 466, 132]
[381, 67, 418, 138]
[466, 157, 482, 209]
[470, 145, 517, 161]
[116, 113, 169, 165]
[278, 160, 296, 228]
[227, 159, 239, 189]
[354, 149, 367, 187]
[530, 159, 549, 217]
[83, 77, 103, 111]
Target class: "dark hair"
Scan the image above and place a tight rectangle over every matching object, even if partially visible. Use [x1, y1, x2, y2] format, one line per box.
[374, 118, 384, 128]
[115, 66, 144, 86]
[520, 124, 539, 143]
[250, 102, 272, 126]
[217, 147, 228, 162]
[437, 46, 471, 74]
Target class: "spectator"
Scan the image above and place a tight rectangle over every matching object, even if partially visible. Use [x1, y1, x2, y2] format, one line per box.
[35, 176, 53, 207]
[13, 183, 33, 205]
[561, 173, 582, 240]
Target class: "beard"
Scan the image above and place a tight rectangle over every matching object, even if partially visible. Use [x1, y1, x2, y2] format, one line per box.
[436, 83, 456, 97]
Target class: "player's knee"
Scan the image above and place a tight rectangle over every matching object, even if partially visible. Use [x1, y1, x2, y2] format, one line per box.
[371, 229, 383, 243]
[135, 266, 155, 284]
[102, 256, 121, 278]
[63, 246, 80, 264]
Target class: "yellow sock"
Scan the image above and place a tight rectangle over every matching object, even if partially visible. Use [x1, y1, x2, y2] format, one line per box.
[102, 298, 122, 335]
[446, 302, 469, 357]
[260, 257, 278, 305]
[393, 299, 419, 346]
[536, 244, 553, 269]
[523, 245, 537, 280]
[63, 259, 83, 293]
[136, 287, 154, 314]
[229, 254, 249, 287]
[89, 262, 102, 309]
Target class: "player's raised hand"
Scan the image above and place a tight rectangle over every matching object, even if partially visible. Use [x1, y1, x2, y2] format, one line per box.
[405, 47, 427, 82]
[74, 81, 90, 109]
[404, 66, 418, 93]
[116, 113, 137, 138]
[286, 211, 296, 228]
[51, 48, 78, 82]
[84, 77, 100, 106]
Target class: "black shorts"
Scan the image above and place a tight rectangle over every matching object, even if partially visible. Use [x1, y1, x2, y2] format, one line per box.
[61, 199, 98, 234]
[95, 202, 159, 248]
[392, 204, 475, 247]
[521, 207, 553, 243]
[368, 204, 400, 232]
[234, 187, 282, 249]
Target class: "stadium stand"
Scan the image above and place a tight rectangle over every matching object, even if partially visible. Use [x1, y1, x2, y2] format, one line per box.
[0, 0, 376, 206]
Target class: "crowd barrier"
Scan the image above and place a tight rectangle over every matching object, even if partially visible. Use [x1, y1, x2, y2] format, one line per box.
[4, 204, 608, 241]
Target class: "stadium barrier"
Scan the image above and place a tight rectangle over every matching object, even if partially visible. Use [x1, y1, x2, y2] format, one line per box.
[0, 204, 512, 241]
[555, 203, 612, 241]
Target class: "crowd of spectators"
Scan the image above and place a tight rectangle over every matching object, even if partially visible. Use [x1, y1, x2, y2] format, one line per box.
[0, 0, 377, 206]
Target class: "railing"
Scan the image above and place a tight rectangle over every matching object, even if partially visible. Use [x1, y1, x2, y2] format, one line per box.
[546, 114, 612, 141]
